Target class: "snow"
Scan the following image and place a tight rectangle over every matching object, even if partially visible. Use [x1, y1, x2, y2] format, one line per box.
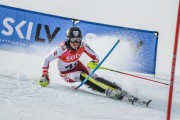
[0, 0, 180, 120]
[0, 39, 180, 120]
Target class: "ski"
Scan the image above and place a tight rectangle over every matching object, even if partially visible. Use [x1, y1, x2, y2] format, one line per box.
[121, 95, 152, 107]
[134, 98, 152, 107]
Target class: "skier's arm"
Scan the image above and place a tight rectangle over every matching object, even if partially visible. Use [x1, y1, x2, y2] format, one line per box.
[83, 42, 99, 62]
[42, 46, 62, 76]
[39, 46, 62, 87]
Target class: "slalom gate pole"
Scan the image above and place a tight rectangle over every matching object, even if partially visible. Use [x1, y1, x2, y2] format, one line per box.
[75, 40, 120, 90]
[98, 65, 169, 81]
[167, 0, 180, 120]
[99, 67, 169, 85]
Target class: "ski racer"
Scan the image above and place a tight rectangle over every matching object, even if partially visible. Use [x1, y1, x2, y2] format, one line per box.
[39, 26, 152, 107]
[39, 26, 125, 99]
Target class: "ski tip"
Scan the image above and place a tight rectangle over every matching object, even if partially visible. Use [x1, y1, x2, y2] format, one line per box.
[146, 100, 152, 107]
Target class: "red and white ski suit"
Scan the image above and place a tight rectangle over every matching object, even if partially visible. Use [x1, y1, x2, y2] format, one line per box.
[42, 41, 99, 83]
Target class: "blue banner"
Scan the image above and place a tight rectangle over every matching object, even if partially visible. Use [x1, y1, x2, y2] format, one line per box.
[0, 5, 158, 75]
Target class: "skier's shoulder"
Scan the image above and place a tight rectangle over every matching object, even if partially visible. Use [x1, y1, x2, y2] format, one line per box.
[81, 41, 90, 48]
[49, 41, 66, 56]
[81, 41, 95, 52]
[58, 41, 66, 48]
[81, 41, 88, 45]
[58, 41, 67, 50]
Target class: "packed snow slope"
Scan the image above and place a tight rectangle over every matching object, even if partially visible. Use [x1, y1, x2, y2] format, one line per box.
[0, 38, 180, 120]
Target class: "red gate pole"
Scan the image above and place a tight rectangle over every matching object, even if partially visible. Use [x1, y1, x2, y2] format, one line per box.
[167, 1, 180, 120]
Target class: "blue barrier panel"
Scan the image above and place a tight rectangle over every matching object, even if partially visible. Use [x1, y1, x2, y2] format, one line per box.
[0, 5, 158, 75]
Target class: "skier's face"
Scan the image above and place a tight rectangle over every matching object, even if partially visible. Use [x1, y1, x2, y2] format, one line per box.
[69, 37, 81, 49]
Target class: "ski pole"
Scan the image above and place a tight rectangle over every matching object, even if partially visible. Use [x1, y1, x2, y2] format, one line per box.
[75, 39, 120, 90]
[87, 63, 169, 85]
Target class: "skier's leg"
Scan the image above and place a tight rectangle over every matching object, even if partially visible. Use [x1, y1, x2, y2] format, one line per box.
[80, 73, 152, 106]
[80, 72, 125, 99]
[80, 72, 106, 93]
[96, 77, 122, 91]
[60, 71, 82, 83]
[96, 77, 135, 98]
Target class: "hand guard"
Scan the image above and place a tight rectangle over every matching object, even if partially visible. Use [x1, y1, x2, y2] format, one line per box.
[39, 74, 50, 87]
[87, 61, 98, 69]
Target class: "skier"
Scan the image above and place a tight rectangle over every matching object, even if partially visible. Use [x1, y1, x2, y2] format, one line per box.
[39, 26, 125, 100]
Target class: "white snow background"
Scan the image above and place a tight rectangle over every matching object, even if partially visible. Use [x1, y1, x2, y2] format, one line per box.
[0, 0, 180, 120]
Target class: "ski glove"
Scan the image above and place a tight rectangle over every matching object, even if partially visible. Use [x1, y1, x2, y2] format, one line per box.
[87, 61, 98, 69]
[39, 74, 50, 87]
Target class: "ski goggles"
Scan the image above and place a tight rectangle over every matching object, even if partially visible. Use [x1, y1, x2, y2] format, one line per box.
[70, 37, 82, 43]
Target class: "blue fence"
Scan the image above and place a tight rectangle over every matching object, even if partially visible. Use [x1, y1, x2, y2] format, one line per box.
[0, 5, 158, 75]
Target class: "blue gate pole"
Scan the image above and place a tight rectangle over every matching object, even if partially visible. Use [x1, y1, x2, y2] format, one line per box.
[75, 39, 120, 90]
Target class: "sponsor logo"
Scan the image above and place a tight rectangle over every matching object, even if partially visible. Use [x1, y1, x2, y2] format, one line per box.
[66, 53, 81, 61]
[1, 17, 61, 43]
[73, 31, 79, 37]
